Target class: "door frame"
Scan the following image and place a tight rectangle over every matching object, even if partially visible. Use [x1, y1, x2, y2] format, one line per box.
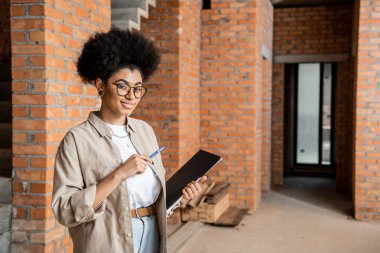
[284, 62, 337, 177]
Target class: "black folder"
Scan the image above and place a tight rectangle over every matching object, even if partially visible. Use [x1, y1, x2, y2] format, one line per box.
[166, 149, 222, 217]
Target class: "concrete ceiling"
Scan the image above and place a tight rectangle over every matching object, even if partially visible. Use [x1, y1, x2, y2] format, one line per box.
[273, 0, 352, 7]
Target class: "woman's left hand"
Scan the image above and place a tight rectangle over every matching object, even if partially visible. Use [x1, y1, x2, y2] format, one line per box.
[182, 176, 208, 200]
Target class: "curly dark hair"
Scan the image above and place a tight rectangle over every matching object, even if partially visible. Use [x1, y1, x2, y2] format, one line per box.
[77, 27, 160, 84]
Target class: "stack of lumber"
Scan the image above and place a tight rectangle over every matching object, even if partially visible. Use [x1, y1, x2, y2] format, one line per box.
[181, 182, 231, 223]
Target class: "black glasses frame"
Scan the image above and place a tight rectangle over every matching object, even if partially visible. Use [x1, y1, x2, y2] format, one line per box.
[111, 81, 148, 99]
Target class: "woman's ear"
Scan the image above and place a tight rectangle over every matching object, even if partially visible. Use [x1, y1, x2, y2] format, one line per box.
[95, 78, 105, 96]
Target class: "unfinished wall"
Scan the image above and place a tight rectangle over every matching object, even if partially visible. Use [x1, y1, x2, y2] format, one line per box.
[257, 0, 274, 193]
[353, 0, 380, 221]
[200, 0, 273, 209]
[10, 0, 110, 251]
[136, 0, 202, 222]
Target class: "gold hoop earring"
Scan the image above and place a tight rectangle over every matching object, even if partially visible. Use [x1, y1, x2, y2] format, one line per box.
[98, 90, 104, 97]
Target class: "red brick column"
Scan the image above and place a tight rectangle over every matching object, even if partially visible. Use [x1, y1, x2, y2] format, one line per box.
[137, 0, 202, 222]
[137, 1, 181, 177]
[258, 0, 274, 193]
[261, 58, 272, 192]
[138, 0, 202, 174]
[178, 0, 202, 167]
[200, 0, 272, 209]
[353, 0, 380, 221]
[10, 0, 110, 251]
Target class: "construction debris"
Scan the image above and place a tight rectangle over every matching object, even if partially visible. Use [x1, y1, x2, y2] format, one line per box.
[180, 181, 248, 227]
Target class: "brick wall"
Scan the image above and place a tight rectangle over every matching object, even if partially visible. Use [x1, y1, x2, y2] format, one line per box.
[257, 0, 273, 193]
[137, 0, 203, 222]
[272, 5, 353, 194]
[137, 0, 181, 179]
[200, 0, 271, 209]
[353, 0, 380, 221]
[137, 0, 202, 175]
[178, 0, 202, 167]
[10, 0, 110, 251]
[261, 58, 271, 192]
[274, 5, 351, 55]
[137, 0, 203, 223]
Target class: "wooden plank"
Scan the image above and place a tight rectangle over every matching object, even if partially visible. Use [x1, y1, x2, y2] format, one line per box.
[205, 182, 230, 204]
[198, 182, 215, 204]
[205, 193, 229, 222]
[210, 207, 249, 227]
[181, 208, 191, 221]
[180, 181, 233, 223]
[190, 209, 198, 220]
[181, 182, 214, 209]
[205, 182, 229, 197]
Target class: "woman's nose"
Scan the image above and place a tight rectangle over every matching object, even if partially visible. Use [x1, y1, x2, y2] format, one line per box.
[125, 89, 135, 99]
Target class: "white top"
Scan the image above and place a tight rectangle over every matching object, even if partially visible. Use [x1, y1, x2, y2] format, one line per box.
[106, 123, 161, 210]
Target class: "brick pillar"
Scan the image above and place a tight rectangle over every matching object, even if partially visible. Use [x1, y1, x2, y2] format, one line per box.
[137, 0, 181, 177]
[136, 0, 202, 222]
[138, 0, 202, 174]
[261, 58, 271, 192]
[200, 0, 272, 209]
[353, 0, 380, 221]
[178, 0, 202, 167]
[10, 0, 110, 252]
[258, 0, 274, 193]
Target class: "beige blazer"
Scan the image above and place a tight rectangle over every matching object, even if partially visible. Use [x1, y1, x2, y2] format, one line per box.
[52, 111, 167, 253]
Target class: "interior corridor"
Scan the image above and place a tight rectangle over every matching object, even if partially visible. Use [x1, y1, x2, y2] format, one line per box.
[177, 177, 380, 253]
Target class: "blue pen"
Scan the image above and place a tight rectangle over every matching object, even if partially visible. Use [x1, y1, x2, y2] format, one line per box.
[149, 146, 165, 159]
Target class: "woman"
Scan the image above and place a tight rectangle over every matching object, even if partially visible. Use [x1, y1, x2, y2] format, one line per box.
[52, 28, 206, 253]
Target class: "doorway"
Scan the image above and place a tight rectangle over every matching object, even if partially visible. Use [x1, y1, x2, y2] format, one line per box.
[284, 63, 336, 177]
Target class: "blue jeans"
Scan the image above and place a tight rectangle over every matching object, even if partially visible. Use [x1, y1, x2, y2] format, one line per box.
[131, 215, 160, 253]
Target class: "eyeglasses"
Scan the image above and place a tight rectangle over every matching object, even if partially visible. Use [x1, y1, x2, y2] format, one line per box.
[111, 81, 147, 99]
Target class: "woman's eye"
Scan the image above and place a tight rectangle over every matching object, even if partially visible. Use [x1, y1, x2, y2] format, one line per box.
[117, 84, 128, 89]
[135, 87, 143, 92]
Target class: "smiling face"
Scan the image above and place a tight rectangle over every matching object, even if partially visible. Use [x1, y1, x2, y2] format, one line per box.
[96, 67, 144, 125]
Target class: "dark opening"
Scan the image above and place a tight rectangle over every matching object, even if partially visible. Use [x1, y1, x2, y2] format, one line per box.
[0, 0, 12, 178]
[202, 0, 211, 9]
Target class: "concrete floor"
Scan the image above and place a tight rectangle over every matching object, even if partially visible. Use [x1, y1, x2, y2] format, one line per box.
[178, 177, 380, 253]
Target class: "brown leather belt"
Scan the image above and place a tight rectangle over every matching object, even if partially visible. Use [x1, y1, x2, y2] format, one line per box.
[130, 204, 155, 218]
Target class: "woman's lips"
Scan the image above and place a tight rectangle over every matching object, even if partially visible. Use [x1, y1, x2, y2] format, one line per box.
[121, 101, 135, 110]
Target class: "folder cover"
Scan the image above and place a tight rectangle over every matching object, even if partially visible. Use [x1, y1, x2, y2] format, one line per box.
[166, 149, 222, 217]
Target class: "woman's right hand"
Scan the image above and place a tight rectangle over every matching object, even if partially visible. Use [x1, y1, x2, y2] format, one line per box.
[115, 154, 152, 180]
